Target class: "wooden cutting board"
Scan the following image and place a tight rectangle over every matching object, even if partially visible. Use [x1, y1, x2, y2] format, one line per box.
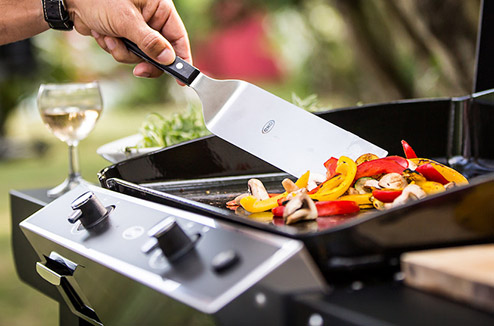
[401, 244, 494, 313]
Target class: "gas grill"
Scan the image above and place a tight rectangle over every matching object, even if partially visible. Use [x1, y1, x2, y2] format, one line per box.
[10, 1, 494, 325]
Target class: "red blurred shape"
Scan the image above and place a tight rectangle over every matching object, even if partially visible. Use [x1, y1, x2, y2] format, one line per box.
[194, 13, 283, 83]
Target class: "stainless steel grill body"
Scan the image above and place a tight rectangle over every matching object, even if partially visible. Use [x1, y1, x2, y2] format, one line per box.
[20, 185, 327, 325]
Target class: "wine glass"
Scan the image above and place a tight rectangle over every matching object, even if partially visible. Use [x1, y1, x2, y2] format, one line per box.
[37, 82, 103, 197]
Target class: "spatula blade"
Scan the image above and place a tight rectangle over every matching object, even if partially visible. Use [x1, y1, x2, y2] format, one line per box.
[192, 74, 387, 177]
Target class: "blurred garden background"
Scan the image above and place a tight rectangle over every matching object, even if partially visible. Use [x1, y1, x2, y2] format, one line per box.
[0, 0, 482, 325]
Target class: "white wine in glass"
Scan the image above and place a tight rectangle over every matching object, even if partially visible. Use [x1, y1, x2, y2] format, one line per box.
[38, 82, 103, 197]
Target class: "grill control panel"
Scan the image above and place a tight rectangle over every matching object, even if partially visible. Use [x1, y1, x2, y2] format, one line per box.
[20, 185, 326, 320]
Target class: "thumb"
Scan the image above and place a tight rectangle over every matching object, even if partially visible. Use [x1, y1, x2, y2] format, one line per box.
[127, 23, 176, 65]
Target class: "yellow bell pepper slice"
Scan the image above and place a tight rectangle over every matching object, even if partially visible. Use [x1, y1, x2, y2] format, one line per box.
[309, 175, 344, 198]
[294, 170, 311, 188]
[240, 195, 283, 213]
[240, 170, 311, 213]
[414, 181, 446, 195]
[410, 158, 468, 185]
[338, 193, 373, 206]
[310, 156, 357, 201]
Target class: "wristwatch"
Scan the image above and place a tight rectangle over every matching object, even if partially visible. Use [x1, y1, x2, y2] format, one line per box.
[42, 0, 74, 31]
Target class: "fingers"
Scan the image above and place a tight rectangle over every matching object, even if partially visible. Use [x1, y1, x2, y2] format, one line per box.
[91, 30, 164, 77]
[150, 1, 192, 64]
[129, 27, 176, 65]
[133, 62, 164, 78]
[91, 31, 140, 64]
[85, 0, 193, 79]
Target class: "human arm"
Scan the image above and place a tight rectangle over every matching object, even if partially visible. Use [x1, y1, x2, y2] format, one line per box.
[0, 0, 192, 78]
[0, 0, 49, 45]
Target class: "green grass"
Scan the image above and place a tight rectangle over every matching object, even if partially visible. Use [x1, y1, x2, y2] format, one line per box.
[0, 104, 178, 326]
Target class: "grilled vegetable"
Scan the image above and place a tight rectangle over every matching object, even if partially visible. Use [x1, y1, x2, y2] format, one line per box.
[372, 189, 403, 203]
[415, 163, 450, 185]
[355, 153, 379, 165]
[338, 193, 373, 206]
[282, 193, 318, 224]
[401, 140, 417, 159]
[272, 200, 359, 217]
[354, 157, 407, 181]
[239, 171, 311, 213]
[323, 157, 338, 179]
[234, 140, 469, 223]
[354, 177, 377, 194]
[378, 173, 408, 189]
[310, 156, 357, 201]
[410, 158, 468, 185]
[413, 181, 445, 195]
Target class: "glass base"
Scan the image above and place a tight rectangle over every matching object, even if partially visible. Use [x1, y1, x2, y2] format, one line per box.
[47, 174, 92, 198]
[448, 156, 494, 179]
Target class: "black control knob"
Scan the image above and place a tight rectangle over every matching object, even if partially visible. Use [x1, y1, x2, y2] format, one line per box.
[152, 217, 199, 261]
[68, 191, 113, 229]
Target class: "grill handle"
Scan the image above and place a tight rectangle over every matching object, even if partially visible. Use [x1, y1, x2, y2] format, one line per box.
[36, 262, 63, 285]
[36, 253, 102, 325]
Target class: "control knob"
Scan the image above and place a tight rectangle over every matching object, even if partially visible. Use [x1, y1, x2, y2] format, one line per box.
[68, 191, 113, 229]
[151, 217, 199, 261]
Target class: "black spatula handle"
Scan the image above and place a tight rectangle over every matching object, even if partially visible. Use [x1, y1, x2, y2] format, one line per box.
[121, 38, 200, 85]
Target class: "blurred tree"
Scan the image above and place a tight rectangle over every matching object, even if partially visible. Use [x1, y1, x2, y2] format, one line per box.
[178, 0, 480, 106]
[331, 0, 479, 100]
[0, 40, 37, 138]
[0, 40, 40, 158]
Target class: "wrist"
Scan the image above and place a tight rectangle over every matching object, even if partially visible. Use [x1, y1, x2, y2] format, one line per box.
[41, 0, 74, 30]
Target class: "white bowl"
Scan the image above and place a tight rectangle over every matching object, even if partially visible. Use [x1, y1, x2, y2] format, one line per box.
[96, 134, 161, 163]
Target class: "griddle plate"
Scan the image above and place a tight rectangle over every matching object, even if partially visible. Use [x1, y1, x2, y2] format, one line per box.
[141, 173, 365, 232]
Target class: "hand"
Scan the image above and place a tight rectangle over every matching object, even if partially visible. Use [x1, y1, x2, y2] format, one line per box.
[65, 0, 192, 78]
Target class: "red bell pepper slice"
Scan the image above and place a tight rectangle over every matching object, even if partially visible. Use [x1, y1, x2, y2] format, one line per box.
[372, 189, 402, 203]
[383, 156, 409, 169]
[323, 157, 338, 179]
[306, 157, 339, 195]
[415, 163, 449, 185]
[401, 140, 417, 159]
[272, 200, 359, 217]
[272, 205, 285, 217]
[317, 200, 360, 216]
[277, 197, 287, 206]
[354, 157, 407, 181]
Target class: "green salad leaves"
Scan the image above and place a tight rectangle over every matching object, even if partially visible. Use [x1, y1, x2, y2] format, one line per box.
[135, 104, 210, 148]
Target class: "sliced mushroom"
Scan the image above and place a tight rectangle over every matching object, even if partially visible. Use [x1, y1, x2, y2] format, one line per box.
[364, 178, 381, 189]
[307, 172, 326, 191]
[284, 188, 307, 203]
[282, 178, 299, 193]
[355, 177, 380, 194]
[248, 179, 270, 200]
[347, 187, 359, 195]
[445, 181, 456, 190]
[378, 173, 408, 189]
[389, 184, 426, 207]
[283, 193, 318, 224]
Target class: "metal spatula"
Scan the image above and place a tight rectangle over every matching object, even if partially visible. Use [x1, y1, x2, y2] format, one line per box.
[123, 39, 387, 177]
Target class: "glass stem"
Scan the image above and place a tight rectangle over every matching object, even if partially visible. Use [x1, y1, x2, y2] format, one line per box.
[68, 144, 81, 181]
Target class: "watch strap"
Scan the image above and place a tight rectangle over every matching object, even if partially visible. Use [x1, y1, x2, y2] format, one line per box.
[42, 0, 74, 31]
